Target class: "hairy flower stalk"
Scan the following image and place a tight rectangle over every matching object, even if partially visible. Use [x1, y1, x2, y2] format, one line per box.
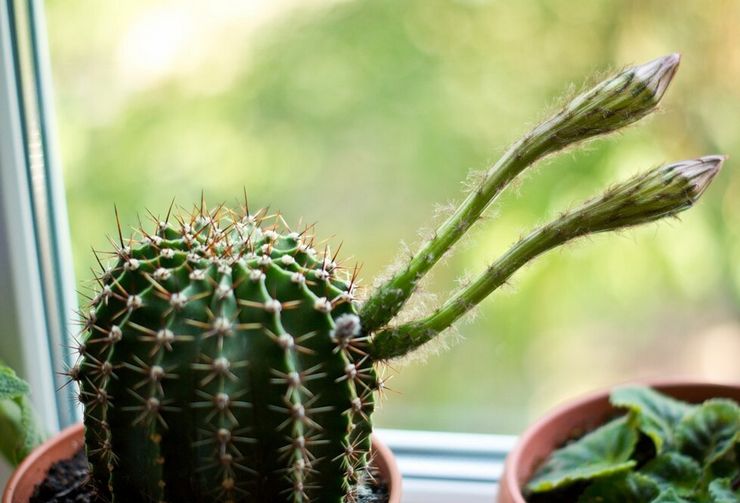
[370, 155, 725, 359]
[361, 54, 681, 333]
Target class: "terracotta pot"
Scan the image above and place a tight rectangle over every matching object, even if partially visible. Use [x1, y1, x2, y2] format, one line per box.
[498, 380, 740, 503]
[372, 432, 403, 503]
[3, 423, 402, 503]
[2, 423, 83, 503]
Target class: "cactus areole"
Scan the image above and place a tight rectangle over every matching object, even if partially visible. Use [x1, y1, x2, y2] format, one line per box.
[70, 54, 726, 502]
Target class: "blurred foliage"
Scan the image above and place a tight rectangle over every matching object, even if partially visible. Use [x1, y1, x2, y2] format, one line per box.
[46, 0, 740, 433]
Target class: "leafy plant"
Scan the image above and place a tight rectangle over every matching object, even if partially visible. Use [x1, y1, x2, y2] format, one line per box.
[66, 54, 727, 502]
[527, 386, 740, 502]
[0, 363, 45, 467]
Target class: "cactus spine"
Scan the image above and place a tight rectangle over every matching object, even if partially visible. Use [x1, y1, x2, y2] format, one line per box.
[69, 54, 725, 502]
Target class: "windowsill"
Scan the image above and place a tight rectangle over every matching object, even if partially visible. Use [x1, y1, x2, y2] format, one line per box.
[377, 429, 517, 502]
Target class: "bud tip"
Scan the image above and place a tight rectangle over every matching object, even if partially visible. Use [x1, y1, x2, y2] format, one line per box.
[634, 53, 681, 101]
[680, 154, 726, 198]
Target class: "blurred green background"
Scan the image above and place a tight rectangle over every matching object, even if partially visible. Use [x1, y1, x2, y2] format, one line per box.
[46, 0, 740, 434]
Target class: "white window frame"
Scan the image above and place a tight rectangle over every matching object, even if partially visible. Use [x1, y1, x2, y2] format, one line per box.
[0, 1, 516, 498]
[0, 0, 77, 430]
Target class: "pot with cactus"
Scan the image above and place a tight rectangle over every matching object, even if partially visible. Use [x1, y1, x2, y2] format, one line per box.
[2, 53, 731, 503]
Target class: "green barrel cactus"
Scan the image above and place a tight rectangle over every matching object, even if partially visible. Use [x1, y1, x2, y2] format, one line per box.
[77, 208, 376, 502]
[69, 54, 726, 502]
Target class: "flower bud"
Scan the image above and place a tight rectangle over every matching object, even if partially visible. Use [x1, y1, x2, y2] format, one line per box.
[572, 155, 725, 234]
[534, 53, 681, 151]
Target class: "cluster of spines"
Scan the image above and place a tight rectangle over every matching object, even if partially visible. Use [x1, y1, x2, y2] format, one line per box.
[64, 201, 382, 503]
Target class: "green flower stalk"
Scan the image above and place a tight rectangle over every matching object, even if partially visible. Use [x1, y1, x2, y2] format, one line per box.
[370, 156, 725, 359]
[361, 54, 682, 333]
[68, 54, 725, 503]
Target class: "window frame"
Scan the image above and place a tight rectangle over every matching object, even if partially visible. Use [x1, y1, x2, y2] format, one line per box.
[0, 0, 77, 432]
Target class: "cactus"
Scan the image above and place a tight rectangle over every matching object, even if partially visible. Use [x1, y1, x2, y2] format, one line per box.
[75, 203, 376, 502]
[69, 54, 725, 502]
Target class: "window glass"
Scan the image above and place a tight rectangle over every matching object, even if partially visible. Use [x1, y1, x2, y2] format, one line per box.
[46, 0, 740, 433]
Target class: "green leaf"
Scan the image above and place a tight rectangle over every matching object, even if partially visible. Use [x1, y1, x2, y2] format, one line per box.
[708, 478, 740, 503]
[0, 363, 44, 466]
[706, 452, 739, 482]
[17, 395, 45, 462]
[578, 473, 660, 503]
[676, 399, 740, 466]
[641, 452, 702, 496]
[527, 415, 639, 493]
[0, 396, 45, 466]
[611, 386, 695, 453]
[650, 488, 694, 503]
[0, 364, 30, 401]
[0, 399, 23, 465]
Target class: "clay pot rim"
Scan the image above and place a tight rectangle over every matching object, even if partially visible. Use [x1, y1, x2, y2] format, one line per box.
[3, 423, 402, 503]
[3, 423, 82, 503]
[501, 378, 740, 503]
[370, 432, 402, 502]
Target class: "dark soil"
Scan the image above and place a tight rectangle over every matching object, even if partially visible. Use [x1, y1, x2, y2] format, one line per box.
[29, 449, 389, 503]
[357, 465, 390, 502]
[29, 449, 101, 503]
